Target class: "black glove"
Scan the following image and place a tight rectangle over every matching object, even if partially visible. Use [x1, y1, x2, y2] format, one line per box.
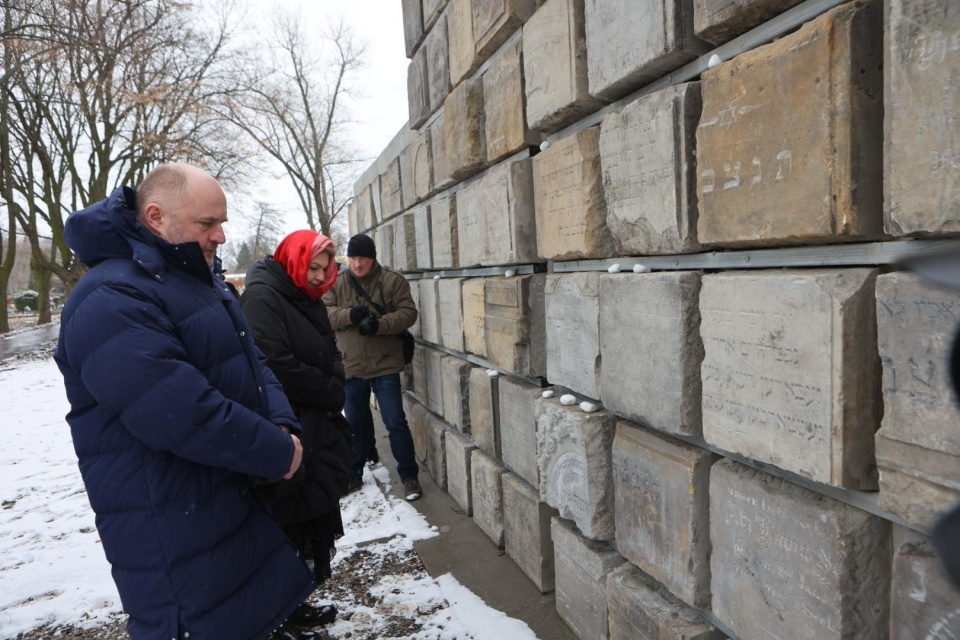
[350, 305, 370, 325]
[358, 314, 379, 336]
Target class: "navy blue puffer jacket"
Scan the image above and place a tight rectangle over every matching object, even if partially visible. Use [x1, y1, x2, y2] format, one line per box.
[54, 186, 315, 640]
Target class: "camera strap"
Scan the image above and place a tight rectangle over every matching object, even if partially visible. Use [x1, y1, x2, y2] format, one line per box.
[347, 272, 386, 317]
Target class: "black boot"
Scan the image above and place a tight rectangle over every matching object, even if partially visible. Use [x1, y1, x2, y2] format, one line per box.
[287, 601, 338, 628]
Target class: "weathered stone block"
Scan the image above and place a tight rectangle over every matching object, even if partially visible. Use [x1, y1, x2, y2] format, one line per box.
[356, 183, 377, 232]
[484, 274, 546, 377]
[410, 330, 428, 402]
[375, 220, 395, 269]
[694, 0, 804, 46]
[444, 78, 487, 182]
[503, 473, 558, 593]
[523, 0, 603, 133]
[701, 269, 880, 489]
[545, 273, 600, 399]
[407, 48, 430, 129]
[468, 366, 500, 457]
[380, 157, 404, 221]
[445, 429, 477, 515]
[876, 272, 960, 528]
[413, 130, 434, 202]
[473, 0, 536, 59]
[612, 422, 716, 609]
[448, 0, 480, 86]
[483, 37, 538, 164]
[885, 0, 960, 236]
[711, 459, 891, 640]
[599, 83, 701, 255]
[498, 376, 542, 489]
[347, 199, 358, 236]
[423, 0, 448, 31]
[891, 533, 960, 640]
[534, 127, 612, 260]
[425, 347, 446, 416]
[552, 516, 626, 640]
[418, 277, 441, 345]
[424, 409, 449, 490]
[607, 563, 725, 640]
[697, 1, 882, 248]
[585, 0, 708, 101]
[437, 277, 465, 351]
[413, 205, 432, 270]
[536, 398, 616, 541]
[472, 448, 506, 548]
[408, 279, 422, 338]
[407, 395, 430, 464]
[457, 159, 538, 267]
[393, 211, 418, 272]
[425, 13, 452, 113]
[462, 277, 487, 357]
[400, 140, 418, 211]
[440, 354, 472, 432]
[430, 111, 454, 192]
[430, 195, 459, 269]
[599, 272, 703, 436]
[402, 0, 425, 58]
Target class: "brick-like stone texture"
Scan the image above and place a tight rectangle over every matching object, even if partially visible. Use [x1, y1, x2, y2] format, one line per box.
[462, 277, 487, 357]
[402, 0, 425, 58]
[424, 409, 448, 491]
[694, 0, 804, 46]
[393, 211, 418, 273]
[498, 376, 542, 489]
[413, 129, 434, 202]
[430, 195, 458, 269]
[890, 534, 960, 640]
[484, 274, 546, 377]
[407, 48, 430, 129]
[472, 448, 506, 548]
[473, 0, 536, 59]
[701, 269, 880, 489]
[437, 278, 465, 351]
[380, 157, 404, 221]
[418, 276, 441, 345]
[445, 429, 478, 515]
[503, 473, 558, 593]
[412, 205, 432, 270]
[440, 354, 472, 432]
[696, 1, 882, 248]
[425, 347, 445, 416]
[710, 459, 891, 640]
[425, 13, 452, 114]
[545, 273, 601, 399]
[483, 37, 538, 164]
[468, 367, 500, 458]
[376, 220, 395, 269]
[430, 111, 454, 192]
[444, 78, 487, 182]
[448, 0, 480, 86]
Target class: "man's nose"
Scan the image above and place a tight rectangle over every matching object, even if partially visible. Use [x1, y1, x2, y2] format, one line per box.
[211, 223, 226, 245]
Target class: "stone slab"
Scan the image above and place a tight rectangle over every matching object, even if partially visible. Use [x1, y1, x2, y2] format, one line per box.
[885, 0, 960, 236]
[483, 37, 538, 164]
[380, 157, 404, 221]
[696, 1, 883, 248]
[440, 354, 472, 432]
[599, 272, 703, 436]
[418, 276, 441, 345]
[423, 0, 448, 31]
[444, 78, 487, 182]
[425, 347, 446, 416]
[694, 0, 804, 46]
[456, 159, 539, 267]
[585, 0, 708, 101]
[412, 129, 434, 202]
[473, 0, 537, 59]
[503, 473, 558, 593]
[498, 376, 542, 489]
[400, 140, 418, 212]
[544, 273, 601, 399]
[413, 205, 432, 270]
[468, 366, 500, 458]
[876, 272, 960, 528]
[347, 199, 358, 237]
[410, 333, 428, 402]
[402, 0, 425, 57]
[430, 110, 455, 192]
[445, 428, 477, 515]
[425, 409, 449, 490]
[356, 183, 377, 232]
[552, 516, 626, 640]
[375, 220, 395, 269]
[430, 195, 458, 269]
[523, 0, 603, 133]
[536, 398, 616, 541]
[437, 277, 466, 351]
[393, 211, 418, 272]
[607, 563, 725, 640]
[448, 0, 480, 86]
[484, 274, 546, 377]
[599, 83, 701, 255]
[710, 459, 891, 640]
[612, 422, 715, 609]
[700, 269, 880, 489]
[408, 279, 422, 338]
[534, 127, 613, 260]
[406, 395, 430, 464]
[472, 448, 506, 548]
[890, 534, 960, 640]
[461, 277, 487, 357]
[425, 13, 452, 114]
[408, 48, 430, 129]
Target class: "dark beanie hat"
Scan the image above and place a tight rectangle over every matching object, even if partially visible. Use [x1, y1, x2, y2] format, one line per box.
[347, 233, 377, 259]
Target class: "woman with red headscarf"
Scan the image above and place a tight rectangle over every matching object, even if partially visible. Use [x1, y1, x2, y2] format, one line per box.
[239, 230, 350, 632]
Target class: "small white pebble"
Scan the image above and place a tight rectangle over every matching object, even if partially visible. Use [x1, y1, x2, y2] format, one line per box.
[580, 401, 599, 413]
[487, 369, 500, 377]
[540, 140, 552, 151]
[559, 394, 577, 406]
[433, 274, 440, 279]
[708, 54, 722, 69]
[504, 268, 516, 277]
[541, 390, 554, 398]
[633, 264, 651, 273]
[607, 263, 621, 273]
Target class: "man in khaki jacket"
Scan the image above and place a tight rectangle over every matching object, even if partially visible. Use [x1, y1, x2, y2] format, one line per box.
[322, 233, 421, 500]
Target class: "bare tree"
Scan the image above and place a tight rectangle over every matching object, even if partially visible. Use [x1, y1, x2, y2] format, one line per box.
[222, 11, 367, 237]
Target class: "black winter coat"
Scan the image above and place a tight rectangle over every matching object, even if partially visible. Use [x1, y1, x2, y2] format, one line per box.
[240, 258, 352, 524]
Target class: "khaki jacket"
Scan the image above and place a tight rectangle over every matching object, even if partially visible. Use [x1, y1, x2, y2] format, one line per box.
[322, 263, 418, 379]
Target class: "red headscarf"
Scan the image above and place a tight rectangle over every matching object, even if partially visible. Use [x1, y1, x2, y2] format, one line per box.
[272, 230, 338, 301]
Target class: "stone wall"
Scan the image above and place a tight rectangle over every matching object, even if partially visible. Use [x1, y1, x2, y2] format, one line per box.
[353, 0, 960, 638]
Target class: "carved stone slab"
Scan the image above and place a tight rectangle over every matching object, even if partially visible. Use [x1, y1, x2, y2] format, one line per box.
[710, 459, 891, 640]
[696, 2, 882, 248]
[461, 277, 487, 357]
[599, 83, 701, 255]
[701, 269, 880, 489]
[355, 183, 377, 232]
[607, 563, 725, 640]
[468, 366, 500, 457]
[445, 429, 477, 515]
[430, 111, 455, 192]
[484, 274, 545, 377]
[890, 535, 960, 640]
[425, 347, 446, 416]
[483, 37, 538, 164]
[425, 13, 452, 114]
[407, 48, 430, 129]
[444, 78, 487, 182]
[694, 0, 804, 46]
[503, 473, 558, 594]
[552, 516, 626, 640]
[534, 127, 613, 260]
[402, 0, 425, 58]
[422, 0, 448, 31]
[437, 277, 465, 351]
[424, 409, 448, 490]
[347, 199, 358, 236]
[885, 0, 960, 236]
[408, 279, 422, 338]
[418, 276, 441, 345]
[584, 0, 708, 101]
[472, 448, 506, 548]
[875, 272, 960, 528]
[405, 394, 429, 464]
[523, 0, 603, 133]
[430, 195, 459, 269]
[375, 220, 395, 269]
[393, 211, 418, 273]
[413, 129, 434, 202]
[412, 205, 432, 270]
[545, 273, 600, 399]
[473, 0, 536, 59]
[448, 0, 480, 86]
[380, 157, 404, 221]
[409, 335, 428, 404]
[400, 140, 418, 211]
[599, 272, 703, 436]
[535, 398, 616, 541]
[612, 422, 716, 609]
[498, 376, 542, 489]
[440, 354, 472, 432]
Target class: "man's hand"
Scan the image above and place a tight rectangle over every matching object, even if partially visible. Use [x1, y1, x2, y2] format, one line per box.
[283, 434, 303, 480]
[350, 305, 370, 325]
[358, 314, 379, 336]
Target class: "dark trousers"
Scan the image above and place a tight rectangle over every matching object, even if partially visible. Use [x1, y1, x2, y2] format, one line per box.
[344, 374, 419, 483]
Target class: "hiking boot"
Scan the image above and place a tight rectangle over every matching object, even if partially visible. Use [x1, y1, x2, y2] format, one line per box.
[366, 448, 380, 467]
[403, 479, 422, 502]
[288, 601, 338, 628]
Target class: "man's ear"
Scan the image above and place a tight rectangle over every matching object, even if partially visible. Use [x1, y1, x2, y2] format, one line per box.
[141, 202, 164, 235]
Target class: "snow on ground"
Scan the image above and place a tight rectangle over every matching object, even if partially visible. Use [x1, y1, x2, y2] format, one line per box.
[0, 344, 537, 639]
